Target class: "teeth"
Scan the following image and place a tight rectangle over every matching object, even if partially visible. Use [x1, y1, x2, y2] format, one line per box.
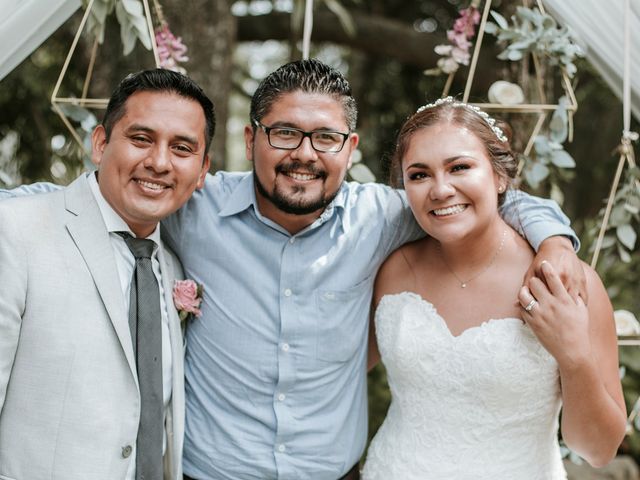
[137, 180, 166, 190]
[287, 172, 317, 181]
[433, 204, 466, 216]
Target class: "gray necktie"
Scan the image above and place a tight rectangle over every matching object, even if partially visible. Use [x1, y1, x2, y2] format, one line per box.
[119, 233, 164, 480]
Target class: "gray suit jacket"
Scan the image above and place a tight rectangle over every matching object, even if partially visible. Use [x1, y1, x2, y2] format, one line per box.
[0, 174, 185, 480]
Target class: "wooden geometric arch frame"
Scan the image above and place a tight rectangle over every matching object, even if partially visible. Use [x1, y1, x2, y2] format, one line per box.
[441, 0, 578, 158]
[50, 0, 161, 151]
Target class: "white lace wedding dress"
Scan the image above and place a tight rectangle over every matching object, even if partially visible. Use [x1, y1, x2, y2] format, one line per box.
[362, 292, 567, 480]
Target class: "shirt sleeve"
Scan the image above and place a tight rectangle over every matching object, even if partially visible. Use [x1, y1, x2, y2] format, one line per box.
[379, 188, 425, 256]
[499, 189, 579, 252]
[0, 182, 63, 200]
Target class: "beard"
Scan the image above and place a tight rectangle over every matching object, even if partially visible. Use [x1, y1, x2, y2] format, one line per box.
[253, 159, 344, 215]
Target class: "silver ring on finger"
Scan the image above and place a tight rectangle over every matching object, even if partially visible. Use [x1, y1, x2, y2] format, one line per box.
[524, 299, 537, 312]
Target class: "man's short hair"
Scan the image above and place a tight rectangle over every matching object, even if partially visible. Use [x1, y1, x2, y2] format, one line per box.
[250, 59, 358, 131]
[103, 69, 216, 154]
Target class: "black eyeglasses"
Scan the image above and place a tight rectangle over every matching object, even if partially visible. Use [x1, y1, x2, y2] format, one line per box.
[253, 120, 350, 153]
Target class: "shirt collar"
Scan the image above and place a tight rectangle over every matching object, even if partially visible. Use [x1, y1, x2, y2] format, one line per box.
[218, 171, 349, 231]
[87, 172, 162, 245]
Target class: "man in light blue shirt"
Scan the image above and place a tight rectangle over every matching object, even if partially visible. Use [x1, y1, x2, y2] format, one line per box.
[162, 60, 582, 480]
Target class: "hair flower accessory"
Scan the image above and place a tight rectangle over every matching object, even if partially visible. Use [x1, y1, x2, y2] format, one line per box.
[173, 279, 203, 322]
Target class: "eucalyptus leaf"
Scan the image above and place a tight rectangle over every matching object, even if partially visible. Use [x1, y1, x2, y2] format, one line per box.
[490, 10, 509, 30]
[617, 224, 637, 250]
[550, 150, 575, 168]
[550, 182, 564, 205]
[624, 203, 640, 215]
[525, 162, 550, 188]
[121, 0, 143, 15]
[507, 49, 523, 61]
[549, 108, 568, 143]
[534, 136, 551, 156]
[484, 22, 498, 35]
[618, 243, 632, 263]
[600, 234, 616, 249]
[515, 6, 538, 22]
[610, 203, 631, 226]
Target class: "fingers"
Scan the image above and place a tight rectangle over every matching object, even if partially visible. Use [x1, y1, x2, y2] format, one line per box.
[518, 285, 538, 315]
[538, 261, 569, 299]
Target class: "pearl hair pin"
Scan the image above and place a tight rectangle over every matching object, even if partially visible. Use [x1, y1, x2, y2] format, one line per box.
[416, 97, 508, 143]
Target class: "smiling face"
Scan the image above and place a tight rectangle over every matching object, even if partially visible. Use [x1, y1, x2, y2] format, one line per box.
[402, 121, 506, 245]
[245, 90, 359, 232]
[92, 91, 210, 237]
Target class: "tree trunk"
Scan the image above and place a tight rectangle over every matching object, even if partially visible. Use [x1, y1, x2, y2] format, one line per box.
[162, 0, 236, 171]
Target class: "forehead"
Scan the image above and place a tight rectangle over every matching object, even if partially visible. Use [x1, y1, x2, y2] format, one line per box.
[404, 122, 489, 165]
[117, 91, 206, 137]
[263, 91, 348, 130]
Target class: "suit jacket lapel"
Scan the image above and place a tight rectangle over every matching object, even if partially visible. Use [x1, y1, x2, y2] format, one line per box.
[64, 175, 138, 381]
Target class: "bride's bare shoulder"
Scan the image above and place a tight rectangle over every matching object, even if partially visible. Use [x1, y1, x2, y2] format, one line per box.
[374, 238, 431, 304]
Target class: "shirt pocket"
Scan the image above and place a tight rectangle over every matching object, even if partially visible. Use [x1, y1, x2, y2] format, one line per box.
[314, 275, 373, 362]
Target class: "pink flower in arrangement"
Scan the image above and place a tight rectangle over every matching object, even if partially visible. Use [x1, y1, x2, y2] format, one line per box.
[453, 7, 481, 37]
[431, 5, 481, 75]
[155, 24, 189, 74]
[173, 279, 203, 321]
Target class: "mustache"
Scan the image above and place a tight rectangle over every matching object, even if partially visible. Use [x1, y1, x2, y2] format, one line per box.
[276, 162, 327, 179]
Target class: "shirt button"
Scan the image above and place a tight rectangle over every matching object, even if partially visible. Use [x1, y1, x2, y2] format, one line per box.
[289, 237, 295, 244]
[278, 444, 286, 453]
[282, 343, 290, 352]
[284, 288, 292, 297]
[277, 393, 286, 401]
[122, 445, 133, 458]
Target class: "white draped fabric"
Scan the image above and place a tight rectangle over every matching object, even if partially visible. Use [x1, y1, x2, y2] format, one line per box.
[543, 0, 640, 121]
[0, 0, 80, 82]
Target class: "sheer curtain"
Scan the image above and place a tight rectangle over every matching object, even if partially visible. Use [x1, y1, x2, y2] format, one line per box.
[0, 0, 80, 81]
[543, 0, 640, 121]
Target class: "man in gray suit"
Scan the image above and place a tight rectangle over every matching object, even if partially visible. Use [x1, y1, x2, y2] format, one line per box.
[0, 69, 213, 480]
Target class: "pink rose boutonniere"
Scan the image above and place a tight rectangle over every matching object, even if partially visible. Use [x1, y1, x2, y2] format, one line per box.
[173, 279, 203, 322]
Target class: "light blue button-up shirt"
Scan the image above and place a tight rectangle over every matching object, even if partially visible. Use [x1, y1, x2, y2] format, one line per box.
[160, 171, 577, 480]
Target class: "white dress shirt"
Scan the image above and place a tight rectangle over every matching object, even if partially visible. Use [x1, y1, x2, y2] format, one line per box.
[88, 173, 173, 480]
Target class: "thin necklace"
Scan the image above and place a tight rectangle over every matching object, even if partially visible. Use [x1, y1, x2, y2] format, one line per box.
[438, 229, 507, 288]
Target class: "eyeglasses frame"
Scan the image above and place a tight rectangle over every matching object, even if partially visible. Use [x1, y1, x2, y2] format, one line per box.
[252, 120, 350, 153]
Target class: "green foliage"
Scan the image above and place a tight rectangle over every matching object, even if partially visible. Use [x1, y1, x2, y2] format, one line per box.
[520, 96, 576, 204]
[55, 104, 98, 171]
[82, 0, 151, 55]
[485, 6, 584, 77]
[586, 165, 640, 263]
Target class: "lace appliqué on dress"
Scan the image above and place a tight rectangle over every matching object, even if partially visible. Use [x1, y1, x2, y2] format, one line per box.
[362, 292, 567, 480]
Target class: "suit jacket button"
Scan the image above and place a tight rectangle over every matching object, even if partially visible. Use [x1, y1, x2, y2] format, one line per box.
[122, 445, 133, 458]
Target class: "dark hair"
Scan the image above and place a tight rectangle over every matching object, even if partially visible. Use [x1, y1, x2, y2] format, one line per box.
[390, 101, 517, 205]
[250, 59, 357, 131]
[102, 68, 216, 154]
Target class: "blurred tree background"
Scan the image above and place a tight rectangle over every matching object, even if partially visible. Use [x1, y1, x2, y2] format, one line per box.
[1, 0, 639, 466]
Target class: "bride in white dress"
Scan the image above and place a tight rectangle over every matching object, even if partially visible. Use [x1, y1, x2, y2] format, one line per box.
[362, 98, 626, 479]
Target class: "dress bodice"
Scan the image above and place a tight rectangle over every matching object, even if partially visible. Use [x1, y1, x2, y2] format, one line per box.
[362, 292, 566, 480]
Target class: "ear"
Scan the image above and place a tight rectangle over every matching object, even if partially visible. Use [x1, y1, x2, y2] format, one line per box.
[244, 125, 255, 163]
[345, 132, 359, 170]
[196, 155, 210, 190]
[91, 125, 108, 168]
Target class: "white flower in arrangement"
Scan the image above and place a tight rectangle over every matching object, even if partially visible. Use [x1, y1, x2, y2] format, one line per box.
[614, 309, 640, 336]
[488, 81, 525, 105]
